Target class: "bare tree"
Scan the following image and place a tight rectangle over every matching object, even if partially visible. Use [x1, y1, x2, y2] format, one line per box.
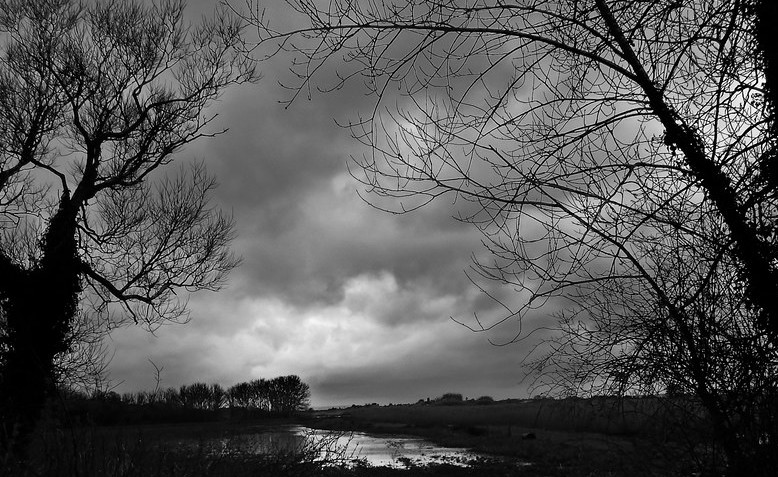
[249, 378, 271, 411]
[52, 310, 113, 394]
[0, 0, 255, 459]
[178, 382, 212, 410]
[248, 0, 778, 473]
[225, 376, 310, 415]
[210, 383, 226, 411]
[227, 381, 253, 409]
[270, 375, 311, 415]
[532, 228, 778, 469]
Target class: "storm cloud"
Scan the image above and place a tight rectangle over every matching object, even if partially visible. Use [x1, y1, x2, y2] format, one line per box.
[107, 1, 540, 407]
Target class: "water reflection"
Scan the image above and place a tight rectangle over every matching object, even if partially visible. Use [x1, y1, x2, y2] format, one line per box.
[181, 425, 481, 468]
[297, 426, 479, 468]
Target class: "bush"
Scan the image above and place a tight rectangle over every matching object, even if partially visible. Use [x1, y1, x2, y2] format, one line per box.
[434, 393, 464, 405]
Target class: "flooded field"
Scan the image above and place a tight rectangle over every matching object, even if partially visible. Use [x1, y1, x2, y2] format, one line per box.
[180, 425, 483, 468]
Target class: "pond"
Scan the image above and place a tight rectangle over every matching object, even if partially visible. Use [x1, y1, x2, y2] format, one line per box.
[181, 425, 483, 468]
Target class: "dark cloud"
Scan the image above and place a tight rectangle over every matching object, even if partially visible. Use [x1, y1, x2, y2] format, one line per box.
[307, 325, 529, 406]
[107, 0, 546, 407]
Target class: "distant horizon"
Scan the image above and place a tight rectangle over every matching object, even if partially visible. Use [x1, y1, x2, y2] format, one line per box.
[104, 365, 529, 410]
[109, 373, 528, 411]
[308, 392, 526, 410]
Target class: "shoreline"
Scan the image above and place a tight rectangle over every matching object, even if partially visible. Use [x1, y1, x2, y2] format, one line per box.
[296, 404, 687, 476]
[47, 401, 691, 476]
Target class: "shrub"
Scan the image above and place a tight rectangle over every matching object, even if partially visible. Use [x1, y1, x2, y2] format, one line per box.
[434, 393, 464, 405]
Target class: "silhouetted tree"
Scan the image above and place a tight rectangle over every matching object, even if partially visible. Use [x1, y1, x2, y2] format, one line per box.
[51, 310, 112, 393]
[228, 381, 253, 409]
[434, 393, 463, 405]
[248, 378, 271, 411]
[179, 382, 212, 410]
[249, 1, 778, 473]
[270, 375, 310, 415]
[210, 383, 226, 411]
[224, 376, 309, 415]
[161, 387, 180, 407]
[0, 0, 254, 459]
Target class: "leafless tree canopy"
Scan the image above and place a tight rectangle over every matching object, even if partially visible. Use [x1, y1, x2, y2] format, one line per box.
[1, 0, 253, 327]
[248, 0, 778, 472]
[0, 0, 255, 458]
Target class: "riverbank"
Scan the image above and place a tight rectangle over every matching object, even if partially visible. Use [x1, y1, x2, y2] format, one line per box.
[8, 418, 523, 477]
[7, 398, 698, 476]
[302, 400, 692, 476]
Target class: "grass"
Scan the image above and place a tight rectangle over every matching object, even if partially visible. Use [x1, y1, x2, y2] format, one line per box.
[305, 399, 705, 476]
[2, 398, 711, 476]
[4, 422, 344, 476]
[319, 397, 684, 435]
[2, 422, 526, 477]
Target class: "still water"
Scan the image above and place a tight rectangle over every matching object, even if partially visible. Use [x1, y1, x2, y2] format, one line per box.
[187, 425, 482, 468]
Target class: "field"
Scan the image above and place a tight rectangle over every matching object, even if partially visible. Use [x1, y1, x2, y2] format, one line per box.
[5, 397, 709, 476]
[304, 397, 701, 476]
[314, 396, 680, 434]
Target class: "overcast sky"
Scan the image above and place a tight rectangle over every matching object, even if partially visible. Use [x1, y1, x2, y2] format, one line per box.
[108, 0, 542, 408]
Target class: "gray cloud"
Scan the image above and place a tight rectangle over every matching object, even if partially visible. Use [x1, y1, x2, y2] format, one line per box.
[107, 0, 545, 407]
[193, 86, 489, 307]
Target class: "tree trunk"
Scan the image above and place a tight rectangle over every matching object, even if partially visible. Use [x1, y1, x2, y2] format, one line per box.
[1, 290, 55, 461]
[597, 0, 778, 342]
[0, 208, 81, 463]
[756, 1, 778, 135]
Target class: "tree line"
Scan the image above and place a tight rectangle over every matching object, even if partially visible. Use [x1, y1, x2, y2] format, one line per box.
[58, 375, 310, 427]
[83, 375, 311, 416]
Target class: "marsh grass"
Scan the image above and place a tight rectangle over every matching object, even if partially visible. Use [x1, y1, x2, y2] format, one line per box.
[0, 397, 708, 476]
[1, 424, 523, 476]
[309, 399, 706, 476]
[1, 422, 361, 476]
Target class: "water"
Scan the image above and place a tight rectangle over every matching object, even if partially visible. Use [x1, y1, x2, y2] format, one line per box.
[299, 426, 480, 468]
[182, 425, 482, 468]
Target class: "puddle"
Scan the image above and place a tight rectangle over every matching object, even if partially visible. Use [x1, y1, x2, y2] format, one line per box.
[297, 426, 481, 468]
[177, 425, 483, 468]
